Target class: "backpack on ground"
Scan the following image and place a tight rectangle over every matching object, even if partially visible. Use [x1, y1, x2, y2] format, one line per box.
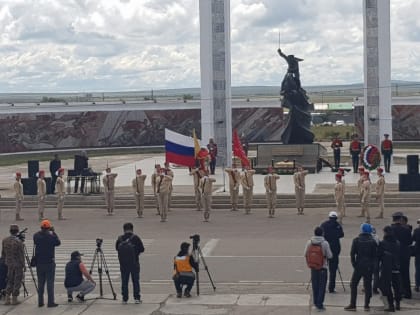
[117, 236, 136, 266]
[306, 242, 325, 270]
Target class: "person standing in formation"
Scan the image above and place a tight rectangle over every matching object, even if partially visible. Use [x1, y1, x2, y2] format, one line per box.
[294, 166, 308, 215]
[207, 138, 218, 175]
[37, 170, 47, 221]
[55, 168, 66, 220]
[132, 169, 147, 218]
[350, 134, 362, 173]
[102, 167, 118, 216]
[264, 167, 279, 218]
[14, 172, 24, 221]
[338, 168, 347, 217]
[163, 162, 174, 211]
[151, 164, 161, 215]
[359, 171, 371, 223]
[49, 154, 61, 194]
[200, 171, 216, 222]
[224, 166, 241, 211]
[156, 168, 173, 222]
[189, 168, 204, 211]
[241, 165, 255, 214]
[375, 167, 385, 219]
[381, 134, 393, 173]
[357, 166, 365, 206]
[331, 135, 343, 170]
[334, 174, 345, 223]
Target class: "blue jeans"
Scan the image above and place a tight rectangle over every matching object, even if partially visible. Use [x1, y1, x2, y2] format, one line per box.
[36, 262, 56, 306]
[311, 268, 328, 309]
[120, 264, 140, 301]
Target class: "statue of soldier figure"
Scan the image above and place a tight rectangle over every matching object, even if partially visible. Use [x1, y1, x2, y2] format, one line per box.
[277, 48, 314, 145]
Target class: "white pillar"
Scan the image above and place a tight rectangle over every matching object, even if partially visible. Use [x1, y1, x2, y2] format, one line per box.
[199, 0, 232, 167]
[363, 0, 392, 148]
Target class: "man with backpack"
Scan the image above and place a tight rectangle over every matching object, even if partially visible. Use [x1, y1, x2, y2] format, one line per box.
[344, 223, 378, 312]
[115, 223, 145, 304]
[304, 226, 333, 311]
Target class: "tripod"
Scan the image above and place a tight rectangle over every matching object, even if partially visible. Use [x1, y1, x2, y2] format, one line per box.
[305, 266, 345, 292]
[192, 240, 216, 296]
[89, 242, 117, 300]
[22, 243, 38, 295]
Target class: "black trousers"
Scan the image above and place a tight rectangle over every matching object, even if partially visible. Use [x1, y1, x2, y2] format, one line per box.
[328, 255, 339, 292]
[174, 275, 195, 293]
[50, 175, 57, 194]
[74, 175, 86, 193]
[209, 159, 216, 175]
[380, 273, 401, 307]
[400, 254, 412, 298]
[333, 149, 341, 169]
[350, 266, 373, 307]
[351, 154, 360, 173]
[120, 264, 140, 301]
[383, 153, 391, 172]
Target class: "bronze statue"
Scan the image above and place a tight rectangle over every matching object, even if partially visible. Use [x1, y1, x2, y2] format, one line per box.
[277, 48, 314, 144]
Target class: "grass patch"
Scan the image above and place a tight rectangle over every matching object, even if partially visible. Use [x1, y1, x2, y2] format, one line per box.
[312, 125, 356, 142]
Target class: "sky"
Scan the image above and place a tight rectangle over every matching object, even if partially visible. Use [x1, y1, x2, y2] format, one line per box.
[0, 0, 419, 93]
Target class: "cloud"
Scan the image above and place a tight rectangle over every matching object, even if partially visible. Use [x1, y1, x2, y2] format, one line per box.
[0, 0, 419, 92]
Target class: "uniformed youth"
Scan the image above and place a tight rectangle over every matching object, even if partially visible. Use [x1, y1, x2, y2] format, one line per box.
[334, 173, 345, 222]
[375, 167, 385, 219]
[225, 167, 241, 211]
[14, 172, 24, 221]
[132, 169, 147, 218]
[102, 167, 118, 215]
[338, 168, 347, 217]
[357, 166, 365, 204]
[241, 166, 255, 214]
[163, 162, 174, 211]
[359, 171, 371, 222]
[381, 134, 393, 172]
[293, 166, 308, 215]
[200, 172, 216, 222]
[37, 170, 46, 221]
[156, 169, 173, 222]
[55, 167, 66, 220]
[151, 164, 161, 215]
[190, 168, 204, 211]
[264, 167, 279, 218]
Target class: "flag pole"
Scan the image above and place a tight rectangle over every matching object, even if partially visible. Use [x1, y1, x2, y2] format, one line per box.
[222, 162, 226, 192]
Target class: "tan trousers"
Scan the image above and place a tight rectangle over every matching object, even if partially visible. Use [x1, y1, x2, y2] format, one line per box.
[377, 195, 384, 217]
[336, 197, 345, 219]
[135, 193, 144, 217]
[361, 200, 370, 220]
[15, 199, 22, 217]
[154, 193, 160, 214]
[295, 188, 305, 209]
[158, 192, 169, 221]
[194, 187, 202, 211]
[230, 186, 239, 210]
[243, 187, 253, 214]
[202, 193, 212, 221]
[38, 196, 45, 220]
[168, 189, 172, 211]
[266, 191, 276, 217]
[105, 190, 115, 214]
[57, 195, 65, 219]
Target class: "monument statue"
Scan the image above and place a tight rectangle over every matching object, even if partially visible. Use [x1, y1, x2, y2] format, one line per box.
[277, 48, 314, 144]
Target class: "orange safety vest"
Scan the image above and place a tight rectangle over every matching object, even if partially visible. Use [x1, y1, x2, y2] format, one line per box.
[174, 255, 193, 273]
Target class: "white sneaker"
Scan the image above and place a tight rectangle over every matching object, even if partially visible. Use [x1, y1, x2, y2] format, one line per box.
[135, 299, 142, 304]
[122, 300, 127, 305]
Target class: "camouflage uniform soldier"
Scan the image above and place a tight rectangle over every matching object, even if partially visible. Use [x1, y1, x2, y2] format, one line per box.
[156, 169, 173, 222]
[102, 167, 118, 215]
[359, 171, 371, 222]
[334, 173, 345, 223]
[264, 167, 279, 218]
[293, 167, 308, 215]
[163, 162, 174, 211]
[14, 172, 24, 221]
[225, 167, 241, 211]
[241, 166, 255, 214]
[2, 224, 25, 305]
[375, 168, 385, 219]
[151, 164, 161, 215]
[55, 168, 66, 220]
[200, 172, 216, 222]
[132, 169, 147, 218]
[190, 168, 204, 211]
[37, 170, 46, 221]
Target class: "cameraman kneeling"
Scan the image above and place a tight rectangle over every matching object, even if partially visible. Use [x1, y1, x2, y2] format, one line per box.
[173, 242, 198, 298]
[64, 251, 95, 302]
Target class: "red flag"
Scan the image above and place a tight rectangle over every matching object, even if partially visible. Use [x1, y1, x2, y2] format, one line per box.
[233, 129, 250, 168]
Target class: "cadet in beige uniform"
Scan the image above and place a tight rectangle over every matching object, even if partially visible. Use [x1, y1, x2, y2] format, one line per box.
[200, 172, 216, 222]
[132, 169, 147, 218]
[225, 167, 241, 211]
[241, 166, 255, 214]
[375, 167, 385, 219]
[55, 167, 66, 220]
[264, 167, 280, 218]
[190, 168, 203, 211]
[151, 164, 161, 215]
[14, 172, 24, 221]
[357, 166, 365, 204]
[156, 170, 173, 222]
[359, 171, 371, 222]
[102, 167, 118, 215]
[163, 162, 174, 211]
[293, 167, 308, 215]
[37, 170, 46, 221]
[338, 168, 347, 217]
[334, 173, 345, 223]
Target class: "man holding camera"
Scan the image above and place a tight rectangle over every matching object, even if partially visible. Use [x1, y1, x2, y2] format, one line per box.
[1, 224, 25, 305]
[116, 223, 145, 304]
[33, 219, 61, 308]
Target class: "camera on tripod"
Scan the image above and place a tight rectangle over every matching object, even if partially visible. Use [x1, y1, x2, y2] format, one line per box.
[96, 238, 103, 248]
[189, 234, 200, 249]
[16, 228, 28, 242]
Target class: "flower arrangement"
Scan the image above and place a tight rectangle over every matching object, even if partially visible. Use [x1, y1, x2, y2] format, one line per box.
[362, 145, 381, 170]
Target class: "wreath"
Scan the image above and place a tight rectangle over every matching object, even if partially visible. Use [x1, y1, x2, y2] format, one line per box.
[362, 145, 381, 170]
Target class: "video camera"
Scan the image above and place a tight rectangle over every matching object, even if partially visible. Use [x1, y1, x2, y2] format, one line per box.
[96, 238, 103, 248]
[16, 228, 28, 242]
[189, 234, 200, 250]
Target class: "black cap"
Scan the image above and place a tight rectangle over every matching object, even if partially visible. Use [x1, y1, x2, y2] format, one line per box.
[392, 211, 403, 218]
[71, 251, 83, 259]
[180, 242, 190, 251]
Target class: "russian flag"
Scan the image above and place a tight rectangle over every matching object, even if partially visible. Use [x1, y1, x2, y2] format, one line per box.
[165, 129, 196, 167]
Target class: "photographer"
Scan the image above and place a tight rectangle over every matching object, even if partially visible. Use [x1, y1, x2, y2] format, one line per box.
[115, 223, 144, 304]
[33, 220, 61, 308]
[173, 242, 198, 298]
[64, 251, 96, 302]
[413, 219, 420, 292]
[1, 224, 25, 305]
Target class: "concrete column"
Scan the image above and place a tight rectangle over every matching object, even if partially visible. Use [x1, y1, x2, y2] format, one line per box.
[200, 0, 232, 167]
[363, 0, 392, 148]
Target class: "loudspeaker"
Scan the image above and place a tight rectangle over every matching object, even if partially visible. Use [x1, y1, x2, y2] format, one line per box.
[22, 178, 37, 195]
[28, 160, 39, 178]
[399, 174, 420, 191]
[407, 155, 419, 175]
